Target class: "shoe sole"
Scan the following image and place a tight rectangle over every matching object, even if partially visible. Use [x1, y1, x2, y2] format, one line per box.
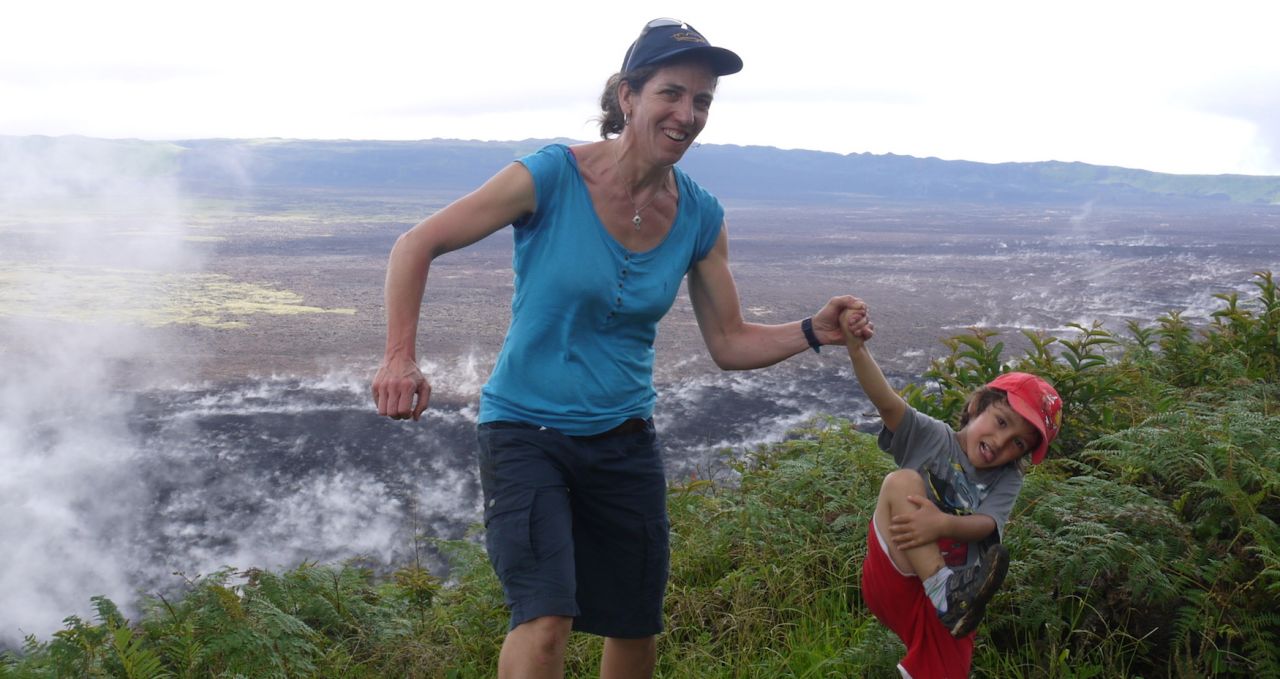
[949, 545, 1009, 637]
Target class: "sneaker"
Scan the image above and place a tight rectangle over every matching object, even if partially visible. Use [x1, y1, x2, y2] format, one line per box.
[937, 543, 1009, 637]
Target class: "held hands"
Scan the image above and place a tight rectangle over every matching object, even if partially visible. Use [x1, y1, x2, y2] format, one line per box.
[812, 295, 874, 349]
[372, 355, 432, 421]
[890, 495, 947, 550]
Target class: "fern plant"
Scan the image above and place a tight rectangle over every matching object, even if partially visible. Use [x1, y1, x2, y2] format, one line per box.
[987, 470, 1187, 677]
[901, 327, 1007, 425]
[1022, 322, 1127, 457]
[107, 627, 168, 679]
[1205, 271, 1280, 380]
[1086, 387, 1280, 677]
[902, 322, 1135, 461]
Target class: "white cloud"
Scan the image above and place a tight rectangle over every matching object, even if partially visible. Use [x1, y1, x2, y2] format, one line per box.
[3, 0, 1278, 174]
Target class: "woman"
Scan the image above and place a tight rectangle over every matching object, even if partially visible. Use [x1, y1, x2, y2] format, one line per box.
[372, 18, 866, 679]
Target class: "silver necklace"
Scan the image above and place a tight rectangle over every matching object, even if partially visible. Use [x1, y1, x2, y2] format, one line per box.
[613, 142, 671, 230]
[628, 184, 665, 230]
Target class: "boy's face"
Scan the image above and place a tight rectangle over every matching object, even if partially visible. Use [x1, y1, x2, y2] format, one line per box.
[959, 400, 1042, 469]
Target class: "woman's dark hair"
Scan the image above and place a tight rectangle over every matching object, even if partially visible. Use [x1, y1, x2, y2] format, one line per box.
[596, 55, 719, 139]
[597, 65, 660, 139]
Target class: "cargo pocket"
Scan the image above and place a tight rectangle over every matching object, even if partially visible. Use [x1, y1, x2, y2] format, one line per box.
[640, 515, 671, 600]
[483, 487, 536, 579]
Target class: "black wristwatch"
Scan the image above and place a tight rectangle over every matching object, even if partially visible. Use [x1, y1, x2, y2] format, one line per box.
[801, 317, 821, 353]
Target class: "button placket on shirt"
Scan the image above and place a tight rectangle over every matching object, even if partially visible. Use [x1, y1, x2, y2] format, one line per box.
[609, 253, 631, 321]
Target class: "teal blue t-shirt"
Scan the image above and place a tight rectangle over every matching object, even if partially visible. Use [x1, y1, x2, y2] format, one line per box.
[477, 144, 724, 435]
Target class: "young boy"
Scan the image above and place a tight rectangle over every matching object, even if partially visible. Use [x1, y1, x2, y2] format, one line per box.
[840, 304, 1061, 679]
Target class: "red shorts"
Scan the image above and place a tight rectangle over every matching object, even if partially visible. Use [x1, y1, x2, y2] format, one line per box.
[861, 520, 974, 679]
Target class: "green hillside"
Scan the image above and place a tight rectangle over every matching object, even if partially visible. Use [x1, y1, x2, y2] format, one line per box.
[4, 273, 1279, 678]
[1029, 160, 1280, 204]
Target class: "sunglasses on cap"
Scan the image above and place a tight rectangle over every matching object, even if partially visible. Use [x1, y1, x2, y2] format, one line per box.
[623, 18, 696, 72]
[638, 18, 693, 38]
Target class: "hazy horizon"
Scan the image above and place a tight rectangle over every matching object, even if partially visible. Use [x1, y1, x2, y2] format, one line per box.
[10, 132, 1280, 179]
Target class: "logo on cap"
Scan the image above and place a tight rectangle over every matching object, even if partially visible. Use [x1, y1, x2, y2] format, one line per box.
[672, 31, 707, 44]
[1043, 392, 1062, 437]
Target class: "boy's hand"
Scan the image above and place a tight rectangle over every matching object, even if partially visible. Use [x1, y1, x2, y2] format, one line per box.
[889, 495, 947, 550]
[838, 303, 874, 349]
[811, 296, 871, 347]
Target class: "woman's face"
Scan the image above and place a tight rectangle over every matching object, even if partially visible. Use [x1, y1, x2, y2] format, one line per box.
[622, 60, 717, 165]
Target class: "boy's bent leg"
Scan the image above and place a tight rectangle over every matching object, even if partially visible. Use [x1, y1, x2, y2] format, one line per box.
[876, 469, 1008, 639]
[938, 543, 1009, 638]
[862, 520, 974, 678]
[600, 636, 657, 679]
[499, 615, 573, 679]
[875, 469, 946, 579]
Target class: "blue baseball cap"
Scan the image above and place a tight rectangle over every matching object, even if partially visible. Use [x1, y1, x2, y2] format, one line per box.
[621, 18, 743, 75]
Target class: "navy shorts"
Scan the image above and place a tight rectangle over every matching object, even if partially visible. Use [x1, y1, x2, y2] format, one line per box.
[476, 418, 669, 638]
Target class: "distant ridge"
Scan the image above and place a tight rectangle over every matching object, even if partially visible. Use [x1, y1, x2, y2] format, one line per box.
[6, 135, 1279, 205]
[680, 144, 1280, 205]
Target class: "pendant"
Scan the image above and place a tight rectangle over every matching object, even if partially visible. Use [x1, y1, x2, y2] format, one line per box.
[632, 213, 643, 229]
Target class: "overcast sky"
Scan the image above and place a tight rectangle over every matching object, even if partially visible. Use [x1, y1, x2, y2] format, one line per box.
[3, 0, 1278, 176]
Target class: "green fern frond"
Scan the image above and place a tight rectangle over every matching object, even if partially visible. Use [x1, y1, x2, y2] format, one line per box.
[110, 626, 169, 679]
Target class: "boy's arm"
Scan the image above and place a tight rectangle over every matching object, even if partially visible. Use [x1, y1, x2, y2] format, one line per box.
[890, 497, 999, 549]
[949, 512, 999, 542]
[840, 308, 908, 431]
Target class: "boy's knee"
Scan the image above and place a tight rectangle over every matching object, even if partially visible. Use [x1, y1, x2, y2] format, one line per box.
[880, 468, 925, 497]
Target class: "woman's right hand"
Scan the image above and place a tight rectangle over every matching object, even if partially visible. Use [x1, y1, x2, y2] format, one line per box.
[372, 356, 432, 421]
[372, 161, 536, 423]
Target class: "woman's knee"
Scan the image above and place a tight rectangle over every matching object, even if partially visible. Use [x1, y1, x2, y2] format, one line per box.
[602, 635, 657, 677]
[500, 615, 573, 676]
[514, 615, 573, 655]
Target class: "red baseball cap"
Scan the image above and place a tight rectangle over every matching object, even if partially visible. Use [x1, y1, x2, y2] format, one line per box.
[987, 372, 1062, 464]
